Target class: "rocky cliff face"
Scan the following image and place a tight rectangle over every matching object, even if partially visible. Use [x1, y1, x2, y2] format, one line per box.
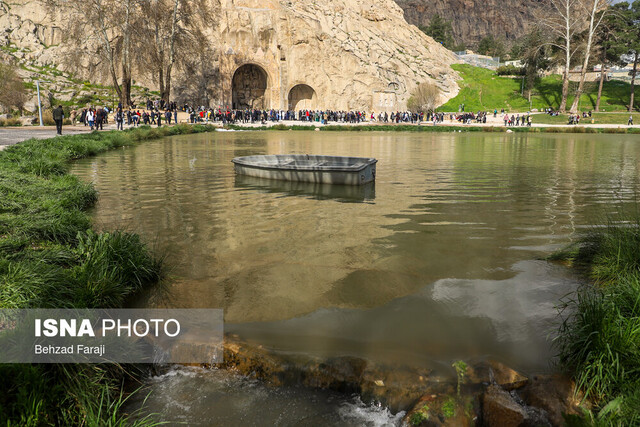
[0, 0, 63, 63]
[212, 0, 460, 110]
[1, 0, 460, 111]
[395, 0, 547, 49]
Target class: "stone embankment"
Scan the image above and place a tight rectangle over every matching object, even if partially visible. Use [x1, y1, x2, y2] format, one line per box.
[216, 335, 587, 426]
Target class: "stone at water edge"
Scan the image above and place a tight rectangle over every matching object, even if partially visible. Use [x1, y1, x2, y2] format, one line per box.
[482, 384, 528, 427]
[519, 374, 589, 426]
[466, 359, 529, 391]
[402, 387, 478, 427]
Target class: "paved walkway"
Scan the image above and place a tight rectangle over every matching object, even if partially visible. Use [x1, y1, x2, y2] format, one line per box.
[0, 126, 90, 150]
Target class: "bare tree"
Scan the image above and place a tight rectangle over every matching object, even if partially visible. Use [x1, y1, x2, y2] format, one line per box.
[407, 82, 440, 113]
[0, 61, 27, 113]
[569, 0, 611, 113]
[140, 0, 214, 104]
[117, 0, 138, 106]
[539, 0, 586, 112]
[174, 30, 221, 106]
[57, 0, 122, 99]
[47, 0, 143, 107]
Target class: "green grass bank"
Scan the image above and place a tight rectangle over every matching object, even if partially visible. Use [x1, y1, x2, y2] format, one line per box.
[552, 215, 640, 424]
[440, 64, 640, 113]
[0, 124, 216, 425]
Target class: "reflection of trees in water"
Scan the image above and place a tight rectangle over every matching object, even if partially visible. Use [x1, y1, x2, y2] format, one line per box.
[232, 64, 268, 109]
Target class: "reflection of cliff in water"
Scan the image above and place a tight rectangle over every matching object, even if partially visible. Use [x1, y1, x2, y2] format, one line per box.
[234, 175, 375, 202]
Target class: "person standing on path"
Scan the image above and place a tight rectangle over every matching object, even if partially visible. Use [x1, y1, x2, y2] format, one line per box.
[629, 115, 634, 126]
[115, 108, 124, 130]
[53, 105, 64, 135]
[95, 108, 104, 130]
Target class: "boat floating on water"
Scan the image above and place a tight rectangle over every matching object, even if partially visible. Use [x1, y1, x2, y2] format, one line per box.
[231, 155, 377, 185]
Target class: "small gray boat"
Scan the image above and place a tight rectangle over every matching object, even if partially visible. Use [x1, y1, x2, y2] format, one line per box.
[231, 155, 377, 185]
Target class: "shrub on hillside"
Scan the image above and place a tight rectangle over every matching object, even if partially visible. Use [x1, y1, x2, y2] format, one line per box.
[496, 65, 525, 76]
[0, 118, 22, 127]
[407, 82, 440, 113]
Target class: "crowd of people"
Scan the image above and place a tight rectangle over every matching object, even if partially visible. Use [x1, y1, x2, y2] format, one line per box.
[184, 108, 447, 125]
[72, 105, 180, 130]
[53, 100, 635, 134]
[453, 111, 488, 124]
[66, 104, 517, 129]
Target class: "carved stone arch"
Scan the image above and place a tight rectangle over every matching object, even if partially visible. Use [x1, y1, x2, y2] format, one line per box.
[231, 63, 272, 110]
[287, 83, 317, 111]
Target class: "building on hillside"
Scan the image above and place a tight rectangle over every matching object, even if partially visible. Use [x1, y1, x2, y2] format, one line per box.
[455, 50, 501, 70]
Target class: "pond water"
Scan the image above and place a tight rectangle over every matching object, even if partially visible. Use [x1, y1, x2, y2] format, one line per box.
[71, 130, 640, 424]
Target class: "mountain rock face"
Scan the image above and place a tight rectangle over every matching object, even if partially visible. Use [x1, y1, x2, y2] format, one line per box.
[395, 0, 547, 49]
[1, 0, 461, 111]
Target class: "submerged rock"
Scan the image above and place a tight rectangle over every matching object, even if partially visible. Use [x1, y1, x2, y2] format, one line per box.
[215, 338, 587, 426]
[467, 359, 529, 391]
[482, 384, 528, 427]
[519, 374, 587, 426]
[402, 390, 479, 426]
[219, 336, 444, 411]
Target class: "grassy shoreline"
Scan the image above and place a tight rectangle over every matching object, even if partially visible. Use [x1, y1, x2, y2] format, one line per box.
[0, 124, 217, 425]
[224, 123, 640, 134]
[552, 216, 640, 424]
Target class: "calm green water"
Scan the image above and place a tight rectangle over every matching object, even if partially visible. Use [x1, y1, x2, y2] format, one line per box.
[71, 131, 640, 424]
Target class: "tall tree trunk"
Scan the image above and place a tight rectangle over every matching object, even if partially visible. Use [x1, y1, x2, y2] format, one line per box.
[569, 65, 588, 114]
[120, 0, 133, 107]
[163, 0, 179, 105]
[560, 9, 571, 113]
[570, 0, 605, 113]
[630, 52, 638, 112]
[569, 67, 587, 113]
[94, 0, 122, 100]
[595, 64, 606, 112]
[153, 19, 165, 106]
[121, 68, 132, 107]
[559, 8, 571, 113]
[163, 66, 172, 105]
[560, 69, 570, 112]
[158, 68, 164, 104]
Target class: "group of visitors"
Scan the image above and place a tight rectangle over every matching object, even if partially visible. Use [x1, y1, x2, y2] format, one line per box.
[113, 107, 178, 129]
[455, 112, 487, 124]
[567, 114, 582, 125]
[185, 107, 442, 126]
[77, 107, 109, 130]
[145, 99, 178, 112]
[52, 99, 637, 135]
[503, 113, 532, 127]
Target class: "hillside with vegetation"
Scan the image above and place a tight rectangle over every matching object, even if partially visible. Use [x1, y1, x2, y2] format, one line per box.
[438, 64, 640, 113]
